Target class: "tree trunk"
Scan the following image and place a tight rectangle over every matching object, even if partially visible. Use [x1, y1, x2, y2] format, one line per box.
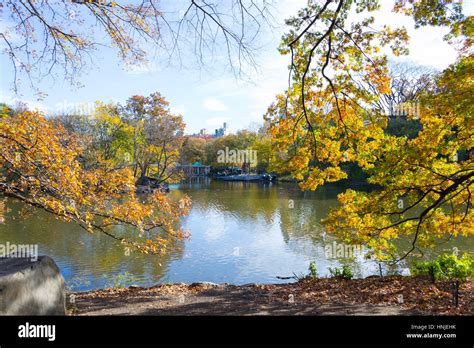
[453, 280, 459, 307]
[429, 265, 436, 283]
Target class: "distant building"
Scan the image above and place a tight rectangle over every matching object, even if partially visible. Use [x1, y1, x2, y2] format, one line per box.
[214, 122, 228, 137]
[178, 161, 211, 177]
[189, 128, 212, 139]
[189, 122, 229, 139]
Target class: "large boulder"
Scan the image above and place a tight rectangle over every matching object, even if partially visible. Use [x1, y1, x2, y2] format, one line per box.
[0, 256, 66, 315]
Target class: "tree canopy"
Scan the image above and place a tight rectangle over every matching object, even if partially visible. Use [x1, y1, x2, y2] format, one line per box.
[0, 97, 191, 254]
[266, 0, 473, 261]
[1, 0, 472, 262]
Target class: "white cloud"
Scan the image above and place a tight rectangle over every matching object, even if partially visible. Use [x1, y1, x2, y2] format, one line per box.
[203, 97, 228, 112]
[170, 104, 186, 115]
[0, 93, 49, 112]
[370, 1, 458, 70]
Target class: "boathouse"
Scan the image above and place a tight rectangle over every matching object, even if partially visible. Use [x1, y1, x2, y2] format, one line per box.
[178, 162, 211, 178]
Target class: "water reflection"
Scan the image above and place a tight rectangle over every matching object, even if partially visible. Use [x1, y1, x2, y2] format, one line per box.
[0, 201, 185, 290]
[0, 180, 471, 290]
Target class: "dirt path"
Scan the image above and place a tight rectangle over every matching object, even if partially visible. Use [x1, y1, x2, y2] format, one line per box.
[70, 277, 473, 316]
[71, 283, 417, 315]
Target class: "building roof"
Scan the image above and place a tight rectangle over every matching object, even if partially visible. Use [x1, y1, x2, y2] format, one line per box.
[178, 163, 211, 168]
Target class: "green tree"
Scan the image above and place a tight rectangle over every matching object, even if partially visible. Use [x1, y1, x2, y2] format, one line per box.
[252, 136, 273, 173]
[122, 92, 185, 183]
[180, 137, 208, 164]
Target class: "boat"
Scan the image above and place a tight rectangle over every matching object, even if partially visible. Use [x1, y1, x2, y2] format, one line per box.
[218, 174, 277, 182]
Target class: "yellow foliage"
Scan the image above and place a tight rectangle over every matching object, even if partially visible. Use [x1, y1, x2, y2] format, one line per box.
[0, 111, 191, 254]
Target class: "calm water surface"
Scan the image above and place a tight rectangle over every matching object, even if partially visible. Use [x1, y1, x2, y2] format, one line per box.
[0, 179, 470, 291]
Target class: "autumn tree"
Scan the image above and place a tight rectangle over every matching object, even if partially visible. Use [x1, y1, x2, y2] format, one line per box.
[51, 105, 135, 172]
[120, 92, 185, 183]
[203, 130, 259, 170]
[0, 106, 191, 253]
[252, 135, 273, 173]
[52, 93, 185, 182]
[89, 102, 135, 171]
[181, 137, 208, 165]
[0, 0, 273, 254]
[266, 0, 473, 261]
[377, 63, 436, 117]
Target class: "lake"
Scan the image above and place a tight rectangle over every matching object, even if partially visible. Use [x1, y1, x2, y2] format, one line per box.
[0, 179, 470, 291]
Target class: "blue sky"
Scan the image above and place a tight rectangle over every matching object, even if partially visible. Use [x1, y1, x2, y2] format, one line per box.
[1, 0, 472, 134]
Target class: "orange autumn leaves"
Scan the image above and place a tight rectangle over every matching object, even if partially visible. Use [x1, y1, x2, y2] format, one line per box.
[267, 1, 473, 260]
[0, 109, 191, 255]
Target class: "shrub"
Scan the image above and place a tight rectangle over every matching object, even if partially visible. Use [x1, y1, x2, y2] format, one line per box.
[308, 261, 318, 278]
[328, 265, 353, 280]
[410, 253, 473, 306]
[410, 253, 473, 282]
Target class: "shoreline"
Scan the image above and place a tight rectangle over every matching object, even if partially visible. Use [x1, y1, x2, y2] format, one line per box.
[69, 276, 473, 316]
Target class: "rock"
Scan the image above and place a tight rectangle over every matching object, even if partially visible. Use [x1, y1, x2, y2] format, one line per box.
[401, 268, 411, 276]
[0, 256, 66, 315]
[136, 185, 152, 194]
[135, 176, 169, 194]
